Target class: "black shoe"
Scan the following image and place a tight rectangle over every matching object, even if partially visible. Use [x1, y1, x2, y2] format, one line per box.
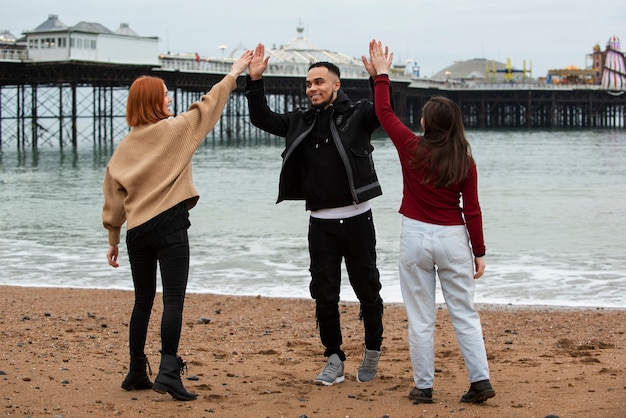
[153, 355, 197, 401]
[121, 355, 153, 391]
[408, 387, 433, 403]
[461, 379, 495, 403]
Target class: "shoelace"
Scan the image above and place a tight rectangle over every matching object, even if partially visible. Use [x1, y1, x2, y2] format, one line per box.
[360, 356, 378, 371]
[361, 356, 378, 371]
[179, 359, 189, 376]
[145, 357, 153, 376]
[321, 362, 341, 377]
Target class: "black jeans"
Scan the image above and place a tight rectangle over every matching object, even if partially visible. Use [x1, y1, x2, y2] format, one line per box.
[127, 227, 190, 357]
[308, 209, 384, 360]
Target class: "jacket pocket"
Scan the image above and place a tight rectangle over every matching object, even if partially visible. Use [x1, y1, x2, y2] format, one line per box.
[350, 145, 376, 179]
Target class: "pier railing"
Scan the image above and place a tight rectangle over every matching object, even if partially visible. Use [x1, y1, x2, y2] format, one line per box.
[158, 54, 377, 80]
[0, 48, 28, 62]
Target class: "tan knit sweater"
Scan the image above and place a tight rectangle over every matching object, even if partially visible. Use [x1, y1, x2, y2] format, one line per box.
[102, 74, 237, 245]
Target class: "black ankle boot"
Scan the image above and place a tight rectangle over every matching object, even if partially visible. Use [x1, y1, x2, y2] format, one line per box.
[121, 355, 153, 390]
[152, 354, 197, 401]
[461, 379, 496, 403]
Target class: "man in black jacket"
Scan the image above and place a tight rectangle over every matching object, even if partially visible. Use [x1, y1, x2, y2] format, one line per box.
[245, 43, 385, 385]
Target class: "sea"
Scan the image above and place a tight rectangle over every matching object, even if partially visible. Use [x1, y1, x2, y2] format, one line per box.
[1, 129, 625, 308]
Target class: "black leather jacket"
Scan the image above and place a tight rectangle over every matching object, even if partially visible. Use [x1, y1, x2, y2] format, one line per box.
[245, 76, 385, 208]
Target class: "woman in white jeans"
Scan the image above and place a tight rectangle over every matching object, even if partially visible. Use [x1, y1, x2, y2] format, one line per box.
[363, 39, 495, 404]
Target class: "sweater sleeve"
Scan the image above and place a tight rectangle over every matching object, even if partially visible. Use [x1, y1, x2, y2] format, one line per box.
[373, 75, 416, 148]
[180, 74, 238, 144]
[102, 165, 126, 245]
[461, 162, 486, 257]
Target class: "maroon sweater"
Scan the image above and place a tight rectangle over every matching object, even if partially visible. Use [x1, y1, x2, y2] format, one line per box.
[373, 75, 485, 257]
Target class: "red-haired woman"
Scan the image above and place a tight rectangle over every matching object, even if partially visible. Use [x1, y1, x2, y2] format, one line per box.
[363, 40, 495, 405]
[102, 50, 253, 401]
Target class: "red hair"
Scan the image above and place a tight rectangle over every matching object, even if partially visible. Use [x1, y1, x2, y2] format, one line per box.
[126, 76, 171, 127]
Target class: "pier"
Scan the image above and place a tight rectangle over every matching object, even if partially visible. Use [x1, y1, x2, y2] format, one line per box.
[1, 14, 625, 150]
[0, 60, 625, 150]
[405, 82, 626, 130]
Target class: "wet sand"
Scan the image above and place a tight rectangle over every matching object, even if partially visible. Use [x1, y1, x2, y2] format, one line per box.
[1, 286, 624, 417]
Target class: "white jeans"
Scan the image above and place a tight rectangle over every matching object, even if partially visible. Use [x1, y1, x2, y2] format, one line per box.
[399, 217, 490, 389]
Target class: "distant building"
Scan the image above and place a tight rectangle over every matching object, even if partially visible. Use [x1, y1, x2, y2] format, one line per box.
[247, 24, 371, 79]
[159, 22, 380, 78]
[0, 29, 20, 47]
[546, 65, 597, 85]
[22, 14, 159, 65]
[548, 35, 626, 88]
[599, 36, 626, 90]
[431, 58, 531, 85]
[588, 36, 626, 87]
[0, 29, 27, 60]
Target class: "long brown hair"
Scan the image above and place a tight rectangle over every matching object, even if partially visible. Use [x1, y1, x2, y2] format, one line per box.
[411, 96, 472, 187]
[125, 76, 171, 127]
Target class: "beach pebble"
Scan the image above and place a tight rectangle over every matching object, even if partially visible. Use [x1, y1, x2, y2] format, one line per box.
[196, 317, 211, 324]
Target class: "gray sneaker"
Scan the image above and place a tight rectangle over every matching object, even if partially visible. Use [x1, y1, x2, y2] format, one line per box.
[357, 349, 381, 382]
[314, 354, 345, 386]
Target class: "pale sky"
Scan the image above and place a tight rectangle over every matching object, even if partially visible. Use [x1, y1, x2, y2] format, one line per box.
[4, 0, 625, 77]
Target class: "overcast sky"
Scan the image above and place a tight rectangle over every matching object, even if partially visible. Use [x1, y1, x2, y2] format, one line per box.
[4, 0, 624, 77]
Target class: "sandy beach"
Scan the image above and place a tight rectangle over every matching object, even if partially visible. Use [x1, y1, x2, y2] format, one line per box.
[0, 285, 624, 417]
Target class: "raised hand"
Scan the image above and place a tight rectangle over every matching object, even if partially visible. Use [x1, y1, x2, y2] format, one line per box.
[249, 43, 271, 80]
[229, 49, 254, 78]
[362, 39, 393, 77]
